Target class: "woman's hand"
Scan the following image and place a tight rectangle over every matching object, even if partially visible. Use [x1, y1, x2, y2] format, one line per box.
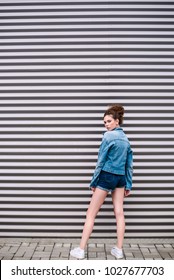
[124, 189, 131, 197]
[91, 187, 96, 193]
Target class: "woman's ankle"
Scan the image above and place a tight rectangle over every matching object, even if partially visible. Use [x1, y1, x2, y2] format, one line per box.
[116, 244, 123, 250]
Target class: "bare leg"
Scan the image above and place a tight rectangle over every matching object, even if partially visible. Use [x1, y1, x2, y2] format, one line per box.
[111, 188, 125, 249]
[80, 188, 108, 249]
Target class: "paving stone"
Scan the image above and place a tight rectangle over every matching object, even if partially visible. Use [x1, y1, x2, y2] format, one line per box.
[0, 246, 10, 253]
[163, 244, 173, 248]
[15, 247, 29, 257]
[158, 252, 172, 259]
[139, 246, 150, 251]
[2, 255, 13, 260]
[32, 252, 51, 258]
[88, 243, 96, 248]
[23, 253, 34, 259]
[13, 257, 26, 260]
[35, 245, 45, 252]
[8, 246, 21, 254]
[55, 243, 63, 247]
[97, 252, 106, 259]
[88, 252, 97, 259]
[44, 245, 54, 252]
[21, 242, 30, 246]
[39, 240, 55, 245]
[123, 244, 131, 248]
[51, 252, 61, 258]
[0, 238, 173, 260]
[149, 248, 159, 253]
[63, 243, 71, 248]
[88, 247, 104, 252]
[169, 252, 174, 258]
[133, 252, 144, 259]
[106, 255, 116, 260]
[97, 244, 105, 248]
[130, 244, 139, 248]
[60, 252, 69, 258]
[125, 252, 134, 257]
[14, 242, 38, 258]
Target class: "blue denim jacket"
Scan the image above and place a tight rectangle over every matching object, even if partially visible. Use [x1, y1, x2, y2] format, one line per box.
[90, 127, 133, 190]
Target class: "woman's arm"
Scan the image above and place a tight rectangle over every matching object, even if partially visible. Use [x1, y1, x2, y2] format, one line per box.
[125, 146, 133, 191]
[89, 134, 110, 188]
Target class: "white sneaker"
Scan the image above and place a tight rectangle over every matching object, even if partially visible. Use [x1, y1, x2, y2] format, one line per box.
[70, 247, 85, 259]
[111, 246, 124, 259]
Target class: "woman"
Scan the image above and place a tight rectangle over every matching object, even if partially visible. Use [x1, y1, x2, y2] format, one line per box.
[70, 104, 133, 259]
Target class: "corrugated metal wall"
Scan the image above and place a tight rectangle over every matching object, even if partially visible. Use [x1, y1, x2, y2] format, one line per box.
[0, 0, 174, 238]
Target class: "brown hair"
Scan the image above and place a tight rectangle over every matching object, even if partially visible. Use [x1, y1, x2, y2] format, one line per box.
[103, 104, 125, 125]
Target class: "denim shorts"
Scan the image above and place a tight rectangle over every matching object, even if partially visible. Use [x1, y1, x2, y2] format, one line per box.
[97, 170, 126, 193]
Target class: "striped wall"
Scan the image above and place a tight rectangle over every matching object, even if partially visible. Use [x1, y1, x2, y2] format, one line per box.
[0, 0, 174, 238]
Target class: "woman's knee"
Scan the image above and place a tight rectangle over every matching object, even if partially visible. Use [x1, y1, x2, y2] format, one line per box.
[114, 208, 124, 218]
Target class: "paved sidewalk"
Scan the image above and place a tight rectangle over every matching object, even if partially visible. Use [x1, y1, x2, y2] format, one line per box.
[0, 238, 174, 260]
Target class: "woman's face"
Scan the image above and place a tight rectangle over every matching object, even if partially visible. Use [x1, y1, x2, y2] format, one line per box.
[103, 115, 119, 131]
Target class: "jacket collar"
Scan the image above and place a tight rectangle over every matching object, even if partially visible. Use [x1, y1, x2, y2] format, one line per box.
[113, 127, 123, 131]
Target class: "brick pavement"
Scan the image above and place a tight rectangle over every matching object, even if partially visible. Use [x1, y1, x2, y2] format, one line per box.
[0, 238, 174, 260]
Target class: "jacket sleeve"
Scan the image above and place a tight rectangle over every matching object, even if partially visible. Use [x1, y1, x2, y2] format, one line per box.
[89, 134, 109, 187]
[125, 145, 133, 190]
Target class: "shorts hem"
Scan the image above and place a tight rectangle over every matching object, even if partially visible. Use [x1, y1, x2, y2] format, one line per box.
[96, 185, 125, 193]
[96, 185, 111, 193]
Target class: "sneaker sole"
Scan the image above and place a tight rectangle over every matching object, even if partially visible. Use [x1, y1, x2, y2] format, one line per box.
[111, 251, 123, 259]
[70, 253, 85, 259]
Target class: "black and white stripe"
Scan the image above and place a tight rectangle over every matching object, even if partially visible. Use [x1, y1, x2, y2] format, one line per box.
[0, 0, 174, 237]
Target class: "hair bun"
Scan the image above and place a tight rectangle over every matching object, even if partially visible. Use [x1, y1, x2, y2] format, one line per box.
[109, 104, 124, 116]
[104, 104, 125, 125]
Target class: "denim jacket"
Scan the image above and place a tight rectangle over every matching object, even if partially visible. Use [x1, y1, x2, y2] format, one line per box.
[90, 127, 133, 190]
